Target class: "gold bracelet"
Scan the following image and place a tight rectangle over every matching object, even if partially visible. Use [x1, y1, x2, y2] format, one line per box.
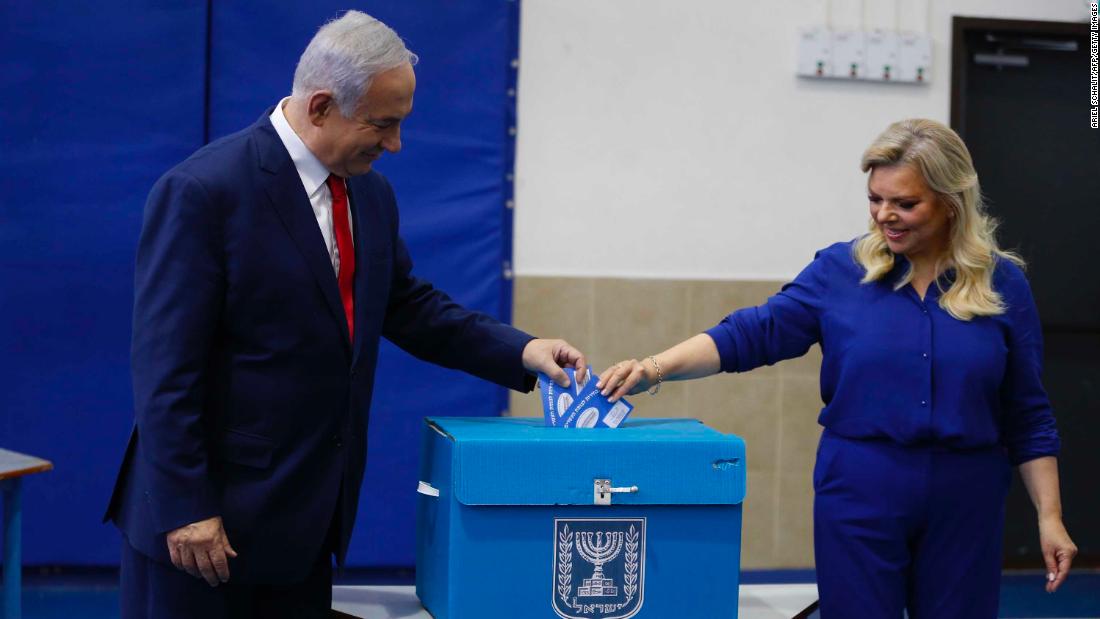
[647, 356, 663, 395]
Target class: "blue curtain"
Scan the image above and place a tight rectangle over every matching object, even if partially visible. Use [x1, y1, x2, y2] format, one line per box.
[0, 1, 517, 567]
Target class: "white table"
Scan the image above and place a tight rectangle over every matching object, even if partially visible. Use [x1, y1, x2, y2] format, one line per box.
[1, 448, 53, 619]
[332, 584, 819, 618]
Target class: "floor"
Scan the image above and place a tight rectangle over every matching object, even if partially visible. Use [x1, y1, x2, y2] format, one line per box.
[331, 583, 820, 618]
[10, 569, 1100, 618]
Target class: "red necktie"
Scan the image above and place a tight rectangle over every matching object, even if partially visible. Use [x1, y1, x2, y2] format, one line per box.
[327, 174, 355, 341]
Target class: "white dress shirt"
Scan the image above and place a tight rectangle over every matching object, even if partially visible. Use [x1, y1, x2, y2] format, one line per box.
[269, 98, 353, 275]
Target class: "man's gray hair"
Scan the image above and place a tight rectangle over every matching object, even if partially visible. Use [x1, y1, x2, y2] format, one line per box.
[292, 10, 418, 117]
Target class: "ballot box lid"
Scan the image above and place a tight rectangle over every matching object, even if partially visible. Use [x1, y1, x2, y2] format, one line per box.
[426, 417, 746, 506]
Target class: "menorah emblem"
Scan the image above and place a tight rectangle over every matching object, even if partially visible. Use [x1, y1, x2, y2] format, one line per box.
[576, 531, 625, 597]
[553, 518, 645, 619]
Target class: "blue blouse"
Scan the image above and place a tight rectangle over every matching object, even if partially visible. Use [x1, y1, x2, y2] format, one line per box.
[704, 239, 1059, 465]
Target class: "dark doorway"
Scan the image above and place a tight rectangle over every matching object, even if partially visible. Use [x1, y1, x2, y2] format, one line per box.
[952, 16, 1099, 567]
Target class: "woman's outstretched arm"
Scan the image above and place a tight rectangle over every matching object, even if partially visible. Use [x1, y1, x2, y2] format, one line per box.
[595, 333, 722, 402]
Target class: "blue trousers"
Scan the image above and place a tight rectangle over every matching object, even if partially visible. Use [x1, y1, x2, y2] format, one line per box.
[119, 534, 333, 619]
[813, 430, 1011, 619]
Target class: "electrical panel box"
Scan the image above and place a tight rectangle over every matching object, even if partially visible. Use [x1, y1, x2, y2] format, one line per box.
[797, 28, 929, 85]
[830, 30, 866, 79]
[864, 30, 901, 82]
[796, 27, 833, 78]
[897, 33, 933, 83]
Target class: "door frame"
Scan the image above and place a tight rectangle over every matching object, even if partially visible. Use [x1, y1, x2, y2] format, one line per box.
[950, 16, 1090, 137]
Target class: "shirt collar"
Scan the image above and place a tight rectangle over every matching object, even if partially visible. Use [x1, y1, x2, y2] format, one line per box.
[269, 97, 331, 198]
[888, 253, 957, 296]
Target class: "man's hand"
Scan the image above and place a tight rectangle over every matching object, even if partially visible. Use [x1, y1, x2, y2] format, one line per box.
[166, 515, 238, 587]
[522, 338, 588, 388]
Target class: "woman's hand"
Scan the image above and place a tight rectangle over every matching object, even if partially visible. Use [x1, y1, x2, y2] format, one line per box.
[1039, 517, 1077, 593]
[594, 335, 724, 402]
[1018, 456, 1075, 593]
[596, 359, 654, 402]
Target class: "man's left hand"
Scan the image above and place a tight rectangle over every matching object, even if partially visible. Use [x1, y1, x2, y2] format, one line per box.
[522, 338, 588, 388]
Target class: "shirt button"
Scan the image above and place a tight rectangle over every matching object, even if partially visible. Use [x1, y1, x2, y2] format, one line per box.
[922, 353, 928, 359]
[920, 400, 927, 406]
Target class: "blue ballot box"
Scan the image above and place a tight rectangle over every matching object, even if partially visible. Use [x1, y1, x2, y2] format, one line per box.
[415, 417, 746, 619]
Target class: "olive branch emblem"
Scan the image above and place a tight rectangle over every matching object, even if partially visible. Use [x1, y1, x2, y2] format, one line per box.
[558, 524, 575, 607]
[622, 525, 640, 602]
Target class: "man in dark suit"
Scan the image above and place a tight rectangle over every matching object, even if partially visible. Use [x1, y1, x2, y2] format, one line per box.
[104, 11, 586, 618]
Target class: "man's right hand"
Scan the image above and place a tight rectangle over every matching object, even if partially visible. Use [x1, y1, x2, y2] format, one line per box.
[166, 515, 238, 587]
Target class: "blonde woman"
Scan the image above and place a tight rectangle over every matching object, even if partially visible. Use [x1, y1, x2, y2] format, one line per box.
[598, 119, 1076, 618]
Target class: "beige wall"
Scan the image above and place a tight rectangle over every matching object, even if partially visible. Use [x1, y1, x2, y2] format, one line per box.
[509, 276, 825, 569]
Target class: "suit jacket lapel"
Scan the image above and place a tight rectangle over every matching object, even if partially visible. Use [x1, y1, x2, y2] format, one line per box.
[348, 180, 372, 367]
[254, 117, 352, 356]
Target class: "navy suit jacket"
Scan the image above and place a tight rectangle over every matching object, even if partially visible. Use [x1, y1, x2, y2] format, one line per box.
[105, 111, 535, 583]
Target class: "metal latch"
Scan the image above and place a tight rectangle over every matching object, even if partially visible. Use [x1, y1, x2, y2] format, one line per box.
[594, 478, 638, 505]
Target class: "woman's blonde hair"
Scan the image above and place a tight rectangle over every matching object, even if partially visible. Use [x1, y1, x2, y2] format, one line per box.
[853, 118, 1023, 320]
